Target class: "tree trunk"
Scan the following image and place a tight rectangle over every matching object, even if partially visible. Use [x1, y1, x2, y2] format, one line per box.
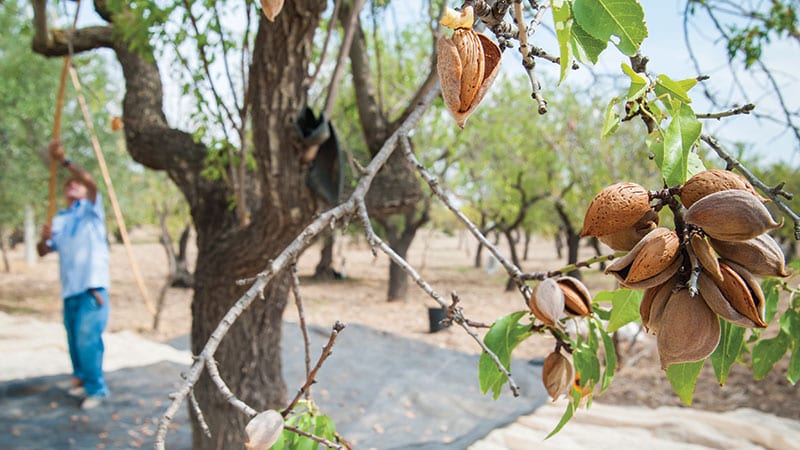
[382, 207, 429, 302]
[0, 226, 9, 273]
[186, 7, 324, 448]
[523, 230, 531, 261]
[566, 231, 581, 279]
[172, 225, 194, 288]
[24, 204, 36, 267]
[504, 229, 522, 291]
[554, 201, 582, 280]
[313, 233, 340, 280]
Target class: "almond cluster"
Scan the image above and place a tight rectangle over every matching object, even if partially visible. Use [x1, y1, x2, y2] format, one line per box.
[581, 170, 788, 369]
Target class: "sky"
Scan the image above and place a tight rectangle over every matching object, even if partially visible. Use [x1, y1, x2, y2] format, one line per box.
[64, 1, 799, 167]
[538, 1, 800, 167]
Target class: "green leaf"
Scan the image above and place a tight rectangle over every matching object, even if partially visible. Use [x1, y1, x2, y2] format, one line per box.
[710, 319, 745, 386]
[752, 331, 790, 380]
[621, 63, 648, 100]
[573, 343, 601, 388]
[551, 0, 574, 83]
[647, 130, 665, 169]
[788, 342, 800, 385]
[268, 428, 287, 450]
[478, 311, 534, 399]
[572, 0, 648, 56]
[661, 102, 702, 186]
[789, 259, 800, 271]
[779, 308, 800, 337]
[594, 289, 643, 332]
[315, 414, 337, 442]
[546, 388, 582, 439]
[602, 98, 621, 136]
[761, 278, 782, 324]
[295, 414, 318, 450]
[654, 74, 696, 104]
[571, 21, 608, 63]
[598, 326, 617, 393]
[666, 359, 705, 405]
[686, 151, 706, 178]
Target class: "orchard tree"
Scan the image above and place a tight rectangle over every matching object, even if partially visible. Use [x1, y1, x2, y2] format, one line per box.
[24, 1, 800, 449]
[1, 0, 129, 268]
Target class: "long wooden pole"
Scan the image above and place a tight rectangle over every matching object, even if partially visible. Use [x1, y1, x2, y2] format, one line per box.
[68, 66, 157, 317]
[47, 56, 72, 227]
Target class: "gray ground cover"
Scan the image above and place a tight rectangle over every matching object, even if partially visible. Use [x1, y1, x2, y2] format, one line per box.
[1, 322, 545, 449]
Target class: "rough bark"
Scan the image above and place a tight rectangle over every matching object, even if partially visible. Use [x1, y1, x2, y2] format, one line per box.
[380, 206, 430, 302]
[312, 233, 341, 281]
[554, 201, 582, 280]
[31, 2, 325, 448]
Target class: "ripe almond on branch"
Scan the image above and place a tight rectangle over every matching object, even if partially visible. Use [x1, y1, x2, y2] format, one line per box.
[437, 6, 501, 128]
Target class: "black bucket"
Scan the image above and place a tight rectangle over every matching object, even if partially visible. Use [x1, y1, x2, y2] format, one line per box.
[428, 307, 451, 333]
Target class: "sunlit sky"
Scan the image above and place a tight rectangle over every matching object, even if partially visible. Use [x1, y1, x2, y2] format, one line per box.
[67, 1, 799, 167]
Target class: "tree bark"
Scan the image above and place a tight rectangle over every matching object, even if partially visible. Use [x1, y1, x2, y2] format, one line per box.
[312, 233, 340, 280]
[381, 207, 430, 302]
[503, 229, 522, 291]
[31, 2, 325, 448]
[554, 201, 582, 280]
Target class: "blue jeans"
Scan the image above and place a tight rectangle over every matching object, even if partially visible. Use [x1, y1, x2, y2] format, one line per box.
[63, 288, 109, 397]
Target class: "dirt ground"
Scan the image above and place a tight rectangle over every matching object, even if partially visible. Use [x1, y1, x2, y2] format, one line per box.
[1, 226, 798, 421]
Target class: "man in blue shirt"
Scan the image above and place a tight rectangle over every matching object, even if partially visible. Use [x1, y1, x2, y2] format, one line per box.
[37, 140, 110, 410]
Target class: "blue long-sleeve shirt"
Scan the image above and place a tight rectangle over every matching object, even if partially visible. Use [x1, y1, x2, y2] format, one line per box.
[49, 193, 110, 299]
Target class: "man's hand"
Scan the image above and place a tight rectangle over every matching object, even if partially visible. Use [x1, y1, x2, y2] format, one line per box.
[37, 224, 52, 257]
[49, 140, 66, 165]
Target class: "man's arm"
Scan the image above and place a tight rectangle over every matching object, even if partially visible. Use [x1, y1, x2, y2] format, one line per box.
[50, 140, 98, 203]
[37, 224, 51, 257]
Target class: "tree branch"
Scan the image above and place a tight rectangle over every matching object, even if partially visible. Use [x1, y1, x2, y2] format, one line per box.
[701, 134, 800, 240]
[282, 322, 346, 417]
[290, 263, 313, 394]
[154, 84, 440, 450]
[696, 103, 755, 119]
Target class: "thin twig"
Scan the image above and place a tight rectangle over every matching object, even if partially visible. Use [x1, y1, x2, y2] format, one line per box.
[449, 292, 520, 396]
[514, 1, 547, 114]
[399, 136, 532, 301]
[282, 322, 347, 417]
[701, 134, 800, 240]
[519, 252, 625, 280]
[696, 103, 755, 119]
[290, 263, 313, 395]
[357, 201, 448, 309]
[154, 85, 440, 450]
[189, 389, 212, 438]
[305, 0, 341, 88]
[284, 424, 342, 449]
[322, 0, 366, 117]
[204, 358, 258, 416]
[357, 201, 522, 396]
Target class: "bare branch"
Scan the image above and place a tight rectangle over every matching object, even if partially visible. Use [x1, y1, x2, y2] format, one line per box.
[519, 252, 625, 280]
[282, 322, 347, 417]
[284, 424, 343, 449]
[189, 390, 212, 439]
[290, 263, 313, 394]
[155, 84, 440, 450]
[696, 103, 756, 119]
[514, 1, 547, 114]
[399, 136, 532, 300]
[305, 0, 342, 88]
[357, 199, 522, 396]
[204, 358, 258, 416]
[323, 0, 366, 118]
